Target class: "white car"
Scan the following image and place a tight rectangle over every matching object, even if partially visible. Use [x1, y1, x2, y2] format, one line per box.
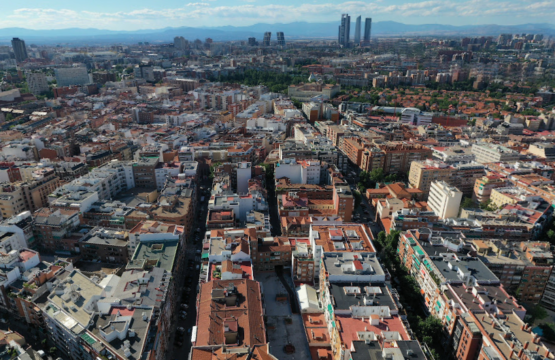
[181, 304, 189, 309]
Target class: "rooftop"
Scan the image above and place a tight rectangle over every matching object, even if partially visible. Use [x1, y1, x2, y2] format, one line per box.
[130, 240, 178, 272]
[328, 283, 397, 312]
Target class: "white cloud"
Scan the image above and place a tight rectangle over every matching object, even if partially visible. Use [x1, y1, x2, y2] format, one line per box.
[4, 1, 555, 30]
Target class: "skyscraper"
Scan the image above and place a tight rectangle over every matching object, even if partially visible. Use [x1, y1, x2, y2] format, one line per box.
[277, 32, 285, 46]
[354, 16, 361, 45]
[363, 18, 372, 46]
[248, 37, 257, 46]
[338, 14, 351, 47]
[11, 38, 28, 63]
[263, 32, 272, 46]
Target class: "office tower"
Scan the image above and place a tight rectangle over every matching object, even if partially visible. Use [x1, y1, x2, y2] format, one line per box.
[354, 16, 361, 45]
[363, 18, 372, 46]
[11, 38, 28, 63]
[248, 37, 256, 46]
[338, 14, 351, 47]
[263, 32, 272, 46]
[277, 32, 285, 46]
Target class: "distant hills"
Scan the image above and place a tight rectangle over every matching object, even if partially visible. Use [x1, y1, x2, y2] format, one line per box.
[0, 21, 554, 45]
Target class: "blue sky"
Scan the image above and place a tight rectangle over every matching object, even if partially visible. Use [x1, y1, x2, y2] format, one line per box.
[3, 0, 555, 30]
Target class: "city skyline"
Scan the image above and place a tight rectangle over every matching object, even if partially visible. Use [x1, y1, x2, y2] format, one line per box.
[2, 0, 555, 31]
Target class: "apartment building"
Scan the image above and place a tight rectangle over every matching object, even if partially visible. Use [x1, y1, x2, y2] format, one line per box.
[471, 143, 521, 164]
[132, 157, 158, 188]
[378, 142, 433, 174]
[26, 72, 49, 95]
[0, 170, 59, 218]
[409, 160, 453, 195]
[341, 137, 366, 166]
[80, 228, 129, 264]
[54, 66, 90, 87]
[490, 187, 539, 208]
[192, 279, 266, 348]
[473, 175, 507, 203]
[409, 160, 484, 197]
[428, 180, 463, 219]
[474, 240, 553, 304]
[309, 224, 375, 278]
[33, 208, 82, 252]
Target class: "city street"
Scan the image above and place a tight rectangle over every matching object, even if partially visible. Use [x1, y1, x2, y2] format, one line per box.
[166, 177, 212, 360]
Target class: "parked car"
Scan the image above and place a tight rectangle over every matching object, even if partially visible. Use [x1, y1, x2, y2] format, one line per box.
[177, 327, 185, 333]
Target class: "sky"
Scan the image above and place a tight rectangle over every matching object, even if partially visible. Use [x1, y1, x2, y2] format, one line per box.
[3, 0, 555, 31]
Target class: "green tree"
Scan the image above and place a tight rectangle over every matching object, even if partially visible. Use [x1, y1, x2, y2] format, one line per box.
[547, 230, 555, 242]
[528, 304, 548, 324]
[376, 231, 386, 251]
[49, 347, 57, 354]
[417, 316, 443, 349]
[461, 197, 476, 209]
[369, 168, 384, 183]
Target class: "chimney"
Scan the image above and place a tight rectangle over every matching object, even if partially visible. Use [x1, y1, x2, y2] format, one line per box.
[524, 342, 529, 350]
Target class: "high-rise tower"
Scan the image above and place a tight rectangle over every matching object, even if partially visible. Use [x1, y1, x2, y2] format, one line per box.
[277, 32, 285, 46]
[354, 16, 361, 45]
[263, 32, 272, 46]
[338, 14, 351, 47]
[11, 38, 28, 63]
[363, 18, 372, 46]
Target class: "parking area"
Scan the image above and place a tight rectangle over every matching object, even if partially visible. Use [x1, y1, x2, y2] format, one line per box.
[257, 272, 310, 360]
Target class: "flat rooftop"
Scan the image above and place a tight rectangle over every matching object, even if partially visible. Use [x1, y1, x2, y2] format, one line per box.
[322, 252, 385, 278]
[131, 240, 178, 272]
[430, 252, 499, 283]
[328, 283, 396, 311]
[89, 306, 152, 360]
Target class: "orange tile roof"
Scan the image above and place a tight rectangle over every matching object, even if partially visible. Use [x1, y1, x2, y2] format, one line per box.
[194, 279, 266, 347]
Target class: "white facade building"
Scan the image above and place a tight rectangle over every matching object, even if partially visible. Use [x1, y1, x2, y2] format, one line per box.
[428, 180, 463, 219]
[275, 158, 321, 185]
[236, 162, 251, 195]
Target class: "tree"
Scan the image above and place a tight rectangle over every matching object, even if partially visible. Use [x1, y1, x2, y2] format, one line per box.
[5, 113, 14, 122]
[374, 231, 386, 251]
[417, 316, 443, 349]
[528, 304, 548, 324]
[461, 197, 476, 209]
[547, 230, 555, 242]
[369, 168, 384, 183]
[49, 347, 57, 354]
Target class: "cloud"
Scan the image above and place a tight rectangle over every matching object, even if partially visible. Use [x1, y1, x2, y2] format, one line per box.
[4, 1, 555, 30]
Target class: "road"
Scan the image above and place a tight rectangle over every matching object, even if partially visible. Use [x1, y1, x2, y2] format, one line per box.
[166, 176, 212, 360]
[266, 174, 282, 236]
[343, 161, 384, 238]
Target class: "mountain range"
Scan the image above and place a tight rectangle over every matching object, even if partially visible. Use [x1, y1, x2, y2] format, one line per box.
[0, 21, 554, 45]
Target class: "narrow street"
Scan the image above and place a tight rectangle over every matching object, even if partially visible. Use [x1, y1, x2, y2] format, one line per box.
[266, 174, 282, 236]
[166, 176, 212, 360]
